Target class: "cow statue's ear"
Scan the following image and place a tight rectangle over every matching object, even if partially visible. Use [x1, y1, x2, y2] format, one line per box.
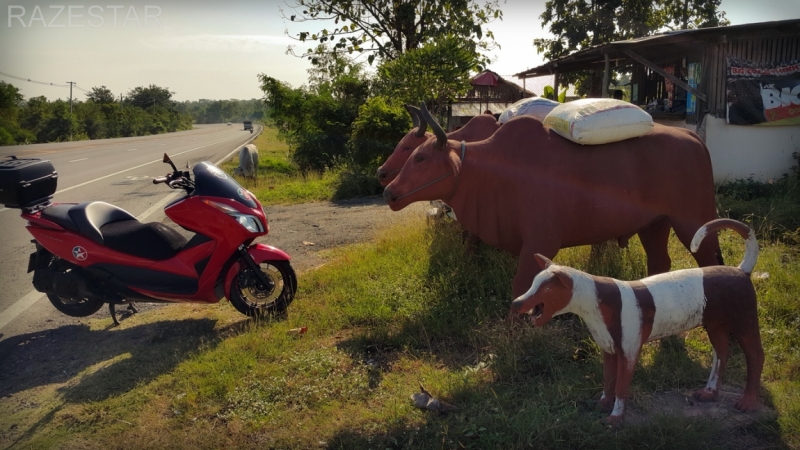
[534, 254, 553, 270]
[447, 150, 462, 177]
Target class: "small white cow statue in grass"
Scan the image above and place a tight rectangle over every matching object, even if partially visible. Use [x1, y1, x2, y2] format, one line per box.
[233, 144, 259, 178]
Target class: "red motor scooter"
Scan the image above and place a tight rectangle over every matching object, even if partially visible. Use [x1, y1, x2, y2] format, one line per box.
[3, 153, 296, 324]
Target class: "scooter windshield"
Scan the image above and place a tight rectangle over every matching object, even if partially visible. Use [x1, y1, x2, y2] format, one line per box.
[191, 161, 258, 208]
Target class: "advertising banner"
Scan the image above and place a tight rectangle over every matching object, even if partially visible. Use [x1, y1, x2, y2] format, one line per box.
[726, 56, 800, 126]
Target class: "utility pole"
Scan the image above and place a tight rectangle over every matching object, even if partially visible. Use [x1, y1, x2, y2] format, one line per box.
[66, 81, 75, 141]
[66, 81, 75, 114]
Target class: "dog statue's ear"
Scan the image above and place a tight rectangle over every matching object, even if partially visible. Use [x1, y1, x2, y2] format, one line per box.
[552, 269, 571, 288]
[534, 254, 553, 270]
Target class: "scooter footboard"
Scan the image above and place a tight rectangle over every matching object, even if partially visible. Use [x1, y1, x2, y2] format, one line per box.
[223, 244, 291, 298]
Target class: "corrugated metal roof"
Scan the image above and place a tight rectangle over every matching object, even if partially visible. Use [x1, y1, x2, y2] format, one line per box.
[451, 102, 510, 117]
[514, 19, 800, 78]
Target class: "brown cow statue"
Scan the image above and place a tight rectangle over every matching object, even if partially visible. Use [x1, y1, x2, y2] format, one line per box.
[383, 103, 722, 297]
[376, 105, 500, 187]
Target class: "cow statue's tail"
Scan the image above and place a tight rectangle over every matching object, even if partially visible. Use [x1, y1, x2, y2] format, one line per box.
[690, 218, 758, 275]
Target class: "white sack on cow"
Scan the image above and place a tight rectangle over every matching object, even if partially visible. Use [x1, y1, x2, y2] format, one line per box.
[498, 97, 559, 124]
[543, 98, 654, 145]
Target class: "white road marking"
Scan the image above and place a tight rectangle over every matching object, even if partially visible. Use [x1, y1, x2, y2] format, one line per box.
[0, 291, 48, 331]
[0, 133, 255, 331]
[51, 136, 240, 197]
[69, 158, 88, 163]
[127, 148, 138, 152]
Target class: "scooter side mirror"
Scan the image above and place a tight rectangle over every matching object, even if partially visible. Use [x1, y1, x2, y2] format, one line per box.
[162, 153, 179, 173]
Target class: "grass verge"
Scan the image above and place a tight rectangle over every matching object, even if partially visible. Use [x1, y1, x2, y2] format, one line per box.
[2, 214, 798, 449]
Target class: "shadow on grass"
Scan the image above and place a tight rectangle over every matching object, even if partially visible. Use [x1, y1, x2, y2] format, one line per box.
[0, 317, 255, 402]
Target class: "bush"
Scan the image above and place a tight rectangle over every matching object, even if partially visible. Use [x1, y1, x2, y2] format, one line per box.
[716, 152, 800, 242]
[332, 165, 384, 200]
[347, 96, 411, 171]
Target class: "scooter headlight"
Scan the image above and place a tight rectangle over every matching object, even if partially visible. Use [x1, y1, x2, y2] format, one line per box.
[202, 200, 264, 233]
[232, 213, 264, 233]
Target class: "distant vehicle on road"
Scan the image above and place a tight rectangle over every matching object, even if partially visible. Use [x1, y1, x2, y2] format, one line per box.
[243, 121, 253, 131]
[227, 122, 232, 126]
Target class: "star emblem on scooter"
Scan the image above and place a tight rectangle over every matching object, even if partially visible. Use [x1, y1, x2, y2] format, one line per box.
[72, 246, 87, 261]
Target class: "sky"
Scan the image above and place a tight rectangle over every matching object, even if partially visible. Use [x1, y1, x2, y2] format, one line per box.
[1, 0, 799, 102]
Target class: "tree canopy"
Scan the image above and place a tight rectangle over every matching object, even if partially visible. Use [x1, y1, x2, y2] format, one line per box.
[374, 35, 480, 114]
[126, 84, 175, 108]
[282, 0, 502, 66]
[535, 0, 729, 96]
[86, 86, 116, 104]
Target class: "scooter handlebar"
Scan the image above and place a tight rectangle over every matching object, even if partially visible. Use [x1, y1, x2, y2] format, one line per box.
[153, 176, 168, 184]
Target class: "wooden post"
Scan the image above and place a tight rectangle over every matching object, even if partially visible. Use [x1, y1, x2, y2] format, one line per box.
[602, 51, 610, 98]
[553, 65, 559, 102]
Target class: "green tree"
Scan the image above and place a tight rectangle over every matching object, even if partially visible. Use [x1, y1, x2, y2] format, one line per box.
[0, 81, 29, 145]
[662, 0, 728, 30]
[126, 84, 175, 109]
[0, 81, 23, 121]
[282, 0, 502, 66]
[259, 70, 370, 172]
[535, 0, 729, 96]
[86, 85, 116, 104]
[375, 35, 480, 114]
[38, 100, 80, 142]
[19, 96, 53, 139]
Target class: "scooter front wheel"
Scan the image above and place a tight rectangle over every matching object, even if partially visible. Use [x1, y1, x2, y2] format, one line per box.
[229, 260, 297, 317]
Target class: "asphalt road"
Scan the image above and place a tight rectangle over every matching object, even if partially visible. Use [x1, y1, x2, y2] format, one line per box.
[0, 124, 260, 341]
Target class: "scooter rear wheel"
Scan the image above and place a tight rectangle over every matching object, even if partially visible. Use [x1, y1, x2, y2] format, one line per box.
[229, 260, 297, 317]
[46, 292, 104, 317]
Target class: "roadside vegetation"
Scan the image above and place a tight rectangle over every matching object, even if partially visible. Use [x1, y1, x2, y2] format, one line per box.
[0, 83, 196, 145]
[2, 164, 798, 448]
[220, 124, 382, 205]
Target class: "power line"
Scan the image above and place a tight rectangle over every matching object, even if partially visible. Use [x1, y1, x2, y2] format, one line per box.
[0, 70, 89, 92]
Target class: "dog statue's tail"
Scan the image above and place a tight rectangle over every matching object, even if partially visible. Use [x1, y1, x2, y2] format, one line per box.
[691, 218, 759, 275]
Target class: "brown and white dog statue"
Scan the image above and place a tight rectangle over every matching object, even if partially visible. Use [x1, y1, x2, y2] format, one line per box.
[511, 218, 764, 425]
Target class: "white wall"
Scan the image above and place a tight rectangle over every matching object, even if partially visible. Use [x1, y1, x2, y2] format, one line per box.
[655, 116, 799, 183]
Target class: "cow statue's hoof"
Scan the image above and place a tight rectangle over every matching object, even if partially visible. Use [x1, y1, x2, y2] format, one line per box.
[734, 395, 761, 413]
[692, 387, 718, 402]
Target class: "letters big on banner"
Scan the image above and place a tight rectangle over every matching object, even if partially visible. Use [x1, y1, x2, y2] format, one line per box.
[727, 56, 800, 126]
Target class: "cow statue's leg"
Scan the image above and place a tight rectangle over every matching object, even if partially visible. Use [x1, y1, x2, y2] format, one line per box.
[513, 243, 560, 298]
[637, 217, 672, 276]
[672, 219, 723, 267]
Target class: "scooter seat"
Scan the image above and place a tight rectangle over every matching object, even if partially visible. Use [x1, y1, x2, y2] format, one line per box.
[41, 202, 188, 260]
[66, 202, 139, 245]
[42, 201, 137, 245]
[99, 220, 188, 260]
[40, 204, 80, 233]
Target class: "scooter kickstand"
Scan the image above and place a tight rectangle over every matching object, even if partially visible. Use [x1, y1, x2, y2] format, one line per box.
[109, 303, 121, 327]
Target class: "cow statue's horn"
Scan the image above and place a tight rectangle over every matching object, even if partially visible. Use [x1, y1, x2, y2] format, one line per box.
[405, 104, 426, 136]
[419, 102, 447, 149]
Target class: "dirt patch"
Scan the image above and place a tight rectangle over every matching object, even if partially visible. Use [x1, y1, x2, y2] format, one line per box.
[253, 197, 427, 273]
[626, 385, 776, 428]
